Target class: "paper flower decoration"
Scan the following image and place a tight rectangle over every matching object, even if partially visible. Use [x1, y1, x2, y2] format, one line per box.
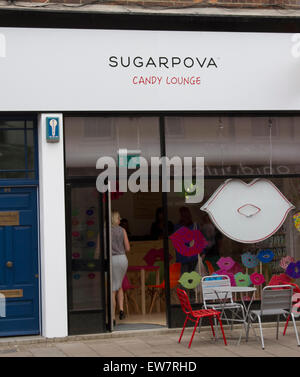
[280, 256, 295, 270]
[169, 227, 208, 257]
[250, 272, 265, 286]
[257, 249, 274, 264]
[179, 271, 202, 289]
[88, 273, 96, 279]
[286, 261, 300, 279]
[86, 208, 94, 216]
[86, 220, 95, 226]
[72, 231, 80, 238]
[293, 212, 300, 232]
[73, 274, 81, 280]
[268, 273, 292, 286]
[87, 230, 95, 239]
[72, 219, 79, 226]
[72, 252, 80, 259]
[87, 241, 95, 248]
[200, 178, 294, 243]
[216, 257, 235, 271]
[234, 272, 251, 287]
[72, 209, 79, 216]
[216, 270, 236, 286]
[143, 248, 172, 266]
[241, 252, 259, 269]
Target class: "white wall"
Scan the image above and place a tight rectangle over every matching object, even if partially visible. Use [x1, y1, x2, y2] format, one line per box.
[38, 113, 68, 338]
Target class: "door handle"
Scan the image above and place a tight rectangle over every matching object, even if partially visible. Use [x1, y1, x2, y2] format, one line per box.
[6, 261, 13, 268]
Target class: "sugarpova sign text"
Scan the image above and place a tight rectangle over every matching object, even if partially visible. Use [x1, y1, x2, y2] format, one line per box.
[108, 56, 218, 69]
[0, 28, 299, 111]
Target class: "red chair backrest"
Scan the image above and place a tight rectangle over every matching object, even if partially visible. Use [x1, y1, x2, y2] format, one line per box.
[177, 288, 193, 315]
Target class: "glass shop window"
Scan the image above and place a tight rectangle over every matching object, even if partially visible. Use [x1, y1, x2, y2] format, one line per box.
[0, 120, 36, 179]
[166, 116, 300, 305]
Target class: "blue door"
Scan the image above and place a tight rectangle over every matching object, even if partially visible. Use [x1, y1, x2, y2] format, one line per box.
[0, 187, 39, 336]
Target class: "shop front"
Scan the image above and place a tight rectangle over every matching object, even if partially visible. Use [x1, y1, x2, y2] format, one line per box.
[0, 17, 300, 337]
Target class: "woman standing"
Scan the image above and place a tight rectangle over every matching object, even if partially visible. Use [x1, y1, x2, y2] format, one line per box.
[111, 211, 130, 324]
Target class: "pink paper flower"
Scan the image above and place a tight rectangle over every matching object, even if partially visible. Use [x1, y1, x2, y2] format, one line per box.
[280, 256, 295, 271]
[216, 257, 235, 271]
[250, 272, 265, 286]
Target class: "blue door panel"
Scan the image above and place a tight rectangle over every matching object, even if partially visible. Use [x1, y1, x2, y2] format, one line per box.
[0, 187, 39, 336]
[0, 194, 30, 209]
[13, 227, 34, 283]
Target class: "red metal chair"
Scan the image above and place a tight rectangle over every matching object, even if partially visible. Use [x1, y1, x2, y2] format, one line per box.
[176, 288, 227, 348]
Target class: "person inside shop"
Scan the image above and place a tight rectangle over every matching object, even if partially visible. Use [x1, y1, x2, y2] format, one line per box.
[150, 207, 174, 240]
[94, 211, 130, 325]
[120, 218, 132, 240]
[200, 213, 222, 271]
[174, 206, 205, 275]
[110, 211, 130, 325]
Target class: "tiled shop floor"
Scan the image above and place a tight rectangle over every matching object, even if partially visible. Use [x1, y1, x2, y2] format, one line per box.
[0, 326, 299, 357]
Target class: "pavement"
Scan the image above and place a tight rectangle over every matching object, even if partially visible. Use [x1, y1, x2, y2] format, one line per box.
[0, 324, 299, 357]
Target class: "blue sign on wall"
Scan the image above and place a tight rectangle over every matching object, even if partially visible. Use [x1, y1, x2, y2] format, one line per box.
[46, 117, 60, 143]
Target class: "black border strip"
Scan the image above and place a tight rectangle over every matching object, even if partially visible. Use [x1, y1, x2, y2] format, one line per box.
[1, 8, 300, 32]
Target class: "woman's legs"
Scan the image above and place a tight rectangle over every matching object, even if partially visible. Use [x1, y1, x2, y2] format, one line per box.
[112, 291, 117, 320]
[117, 288, 124, 312]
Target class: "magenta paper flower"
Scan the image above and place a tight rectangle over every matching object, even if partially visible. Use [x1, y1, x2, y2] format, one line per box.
[216, 269, 236, 286]
[250, 272, 265, 286]
[217, 257, 235, 271]
[143, 248, 172, 266]
[286, 261, 300, 279]
[280, 256, 295, 271]
[169, 227, 208, 257]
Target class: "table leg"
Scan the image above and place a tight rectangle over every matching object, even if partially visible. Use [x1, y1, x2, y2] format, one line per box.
[237, 291, 256, 346]
[155, 269, 160, 313]
[141, 269, 146, 316]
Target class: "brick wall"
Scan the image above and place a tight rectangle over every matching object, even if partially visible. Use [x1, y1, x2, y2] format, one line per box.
[21, 0, 300, 8]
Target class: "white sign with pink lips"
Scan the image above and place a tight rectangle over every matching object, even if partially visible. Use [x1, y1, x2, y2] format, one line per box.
[200, 179, 295, 244]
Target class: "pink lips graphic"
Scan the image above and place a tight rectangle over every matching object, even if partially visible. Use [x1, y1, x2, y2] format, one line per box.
[201, 178, 295, 243]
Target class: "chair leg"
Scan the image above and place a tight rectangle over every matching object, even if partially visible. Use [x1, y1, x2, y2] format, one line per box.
[257, 315, 265, 350]
[149, 290, 158, 314]
[208, 317, 215, 338]
[189, 318, 200, 348]
[198, 317, 203, 334]
[216, 315, 227, 346]
[283, 314, 290, 336]
[214, 316, 219, 340]
[129, 293, 140, 314]
[290, 313, 300, 346]
[179, 316, 188, 344]
[276, 315, 280, 340]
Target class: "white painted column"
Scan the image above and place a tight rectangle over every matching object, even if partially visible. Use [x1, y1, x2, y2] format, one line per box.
[38, 113, 68, 338]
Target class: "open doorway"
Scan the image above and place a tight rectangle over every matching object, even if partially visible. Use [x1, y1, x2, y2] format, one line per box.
[65, 116, 169, 333]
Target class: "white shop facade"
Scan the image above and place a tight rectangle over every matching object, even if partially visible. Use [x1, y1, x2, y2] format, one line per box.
[0, 16, 300, 338]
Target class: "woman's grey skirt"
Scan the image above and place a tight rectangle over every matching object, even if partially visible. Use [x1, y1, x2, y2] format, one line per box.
[112, 254, 128, 291]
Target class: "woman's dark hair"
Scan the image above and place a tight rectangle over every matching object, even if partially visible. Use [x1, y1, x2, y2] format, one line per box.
[155, 207, 163, 223]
